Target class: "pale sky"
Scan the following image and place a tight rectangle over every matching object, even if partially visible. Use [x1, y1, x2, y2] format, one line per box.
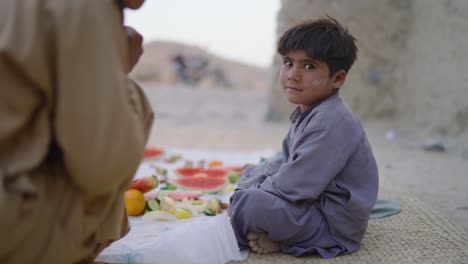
[124, 0, 281, 68]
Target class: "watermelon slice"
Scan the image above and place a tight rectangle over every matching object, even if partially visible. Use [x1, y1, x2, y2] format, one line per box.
[175, 167, 228, 178]
[172, 174, 228, 193]
[168, 191, 202, 200]
[220, 165, 245, 173]
[143, 146, 164, 160]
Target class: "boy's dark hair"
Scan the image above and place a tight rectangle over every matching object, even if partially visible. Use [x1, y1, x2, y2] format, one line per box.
[278, 16, 358, 75]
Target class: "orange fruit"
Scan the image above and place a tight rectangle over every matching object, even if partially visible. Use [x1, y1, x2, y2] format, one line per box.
[125, 189, 146, 216]
[208, 160, 223, 168]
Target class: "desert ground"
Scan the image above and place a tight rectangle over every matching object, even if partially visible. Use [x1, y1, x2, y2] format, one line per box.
[141, 83, 468, 231]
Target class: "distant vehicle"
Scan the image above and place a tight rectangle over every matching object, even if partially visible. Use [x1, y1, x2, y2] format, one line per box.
[171, 53, 231, 88]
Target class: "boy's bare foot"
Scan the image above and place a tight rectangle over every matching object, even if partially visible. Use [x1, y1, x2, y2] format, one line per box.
[247, 233, 260, 252]
[247, 232, 280, 254]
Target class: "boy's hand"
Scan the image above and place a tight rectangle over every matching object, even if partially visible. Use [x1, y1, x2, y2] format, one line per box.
[124, 26, 143, 73]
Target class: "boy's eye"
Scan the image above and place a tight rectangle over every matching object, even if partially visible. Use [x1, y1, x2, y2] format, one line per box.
[304, 64, 315, 70]
[283, 60, 293, 67]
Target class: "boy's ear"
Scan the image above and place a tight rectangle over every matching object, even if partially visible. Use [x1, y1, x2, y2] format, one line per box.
[332, 70, 347, 89]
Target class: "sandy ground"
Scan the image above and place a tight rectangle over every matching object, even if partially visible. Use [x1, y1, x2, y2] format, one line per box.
[141, 84, 468, 231]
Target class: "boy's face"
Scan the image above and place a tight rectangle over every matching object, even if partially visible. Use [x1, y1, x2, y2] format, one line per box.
[279, 49, 345, 112]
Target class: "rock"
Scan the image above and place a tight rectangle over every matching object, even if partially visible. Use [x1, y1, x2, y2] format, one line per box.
[420, 139, 446, 152]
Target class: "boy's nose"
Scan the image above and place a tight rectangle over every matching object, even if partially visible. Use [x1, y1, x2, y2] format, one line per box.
[287, 67, 300, 82]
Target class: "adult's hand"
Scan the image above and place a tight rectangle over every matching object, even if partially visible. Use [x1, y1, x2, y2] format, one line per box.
[123, 0, 145, 9]
[124, 26, 143, 74]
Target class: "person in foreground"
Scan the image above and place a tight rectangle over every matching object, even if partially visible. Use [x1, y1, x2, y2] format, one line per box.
[0, 0, 152, 263]
[229, 16, 379, 258]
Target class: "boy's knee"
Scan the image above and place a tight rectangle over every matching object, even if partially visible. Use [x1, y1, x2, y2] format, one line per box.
[230, 189, 270, 217]
[231, 188, 265, 204]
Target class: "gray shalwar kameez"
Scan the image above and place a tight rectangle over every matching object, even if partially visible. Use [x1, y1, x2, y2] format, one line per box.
[230, 93, 378, 258]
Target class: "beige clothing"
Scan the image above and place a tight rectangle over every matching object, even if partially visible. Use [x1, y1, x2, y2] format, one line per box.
[0, 0, 153, 263]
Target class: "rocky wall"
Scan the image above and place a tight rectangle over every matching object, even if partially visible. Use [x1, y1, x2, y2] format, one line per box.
[266, 0, 468, 136]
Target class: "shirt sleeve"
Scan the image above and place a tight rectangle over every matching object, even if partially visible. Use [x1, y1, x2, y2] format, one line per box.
[236, 131, 290, 190]
[53, 0, 153, 195]
[126, 78, 154, 142]
[260, 118, 361, 203]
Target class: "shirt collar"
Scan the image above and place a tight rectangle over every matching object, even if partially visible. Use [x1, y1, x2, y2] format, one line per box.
[289, 107, 301, 124]
[289, 92, 339, 124]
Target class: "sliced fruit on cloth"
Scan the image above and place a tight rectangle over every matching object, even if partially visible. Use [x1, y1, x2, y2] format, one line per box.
[207, 197, 222, 215]
[228, 171, 240, 184]
[172, 174, 228, 193]
[129, 175, 159, 193]
[204, 208, 215, 216]
[173, 208, 192, 219]
[156, 190, 203, 201]
[125, 189, 146, 216]
[161, 181, 177, 190]
[176, 200, 207, 216]
[160, 196, 176, 213]
[164, 153, 182, 163]
[146, 199, 160, 211]
[143, 146, 164, 160]
[142, 211, 177, 221]
[207, 159, 223, 168]
[144, 191, 158, 200]
[221, 165, 245, 173]
[175, 167, 228, 178]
